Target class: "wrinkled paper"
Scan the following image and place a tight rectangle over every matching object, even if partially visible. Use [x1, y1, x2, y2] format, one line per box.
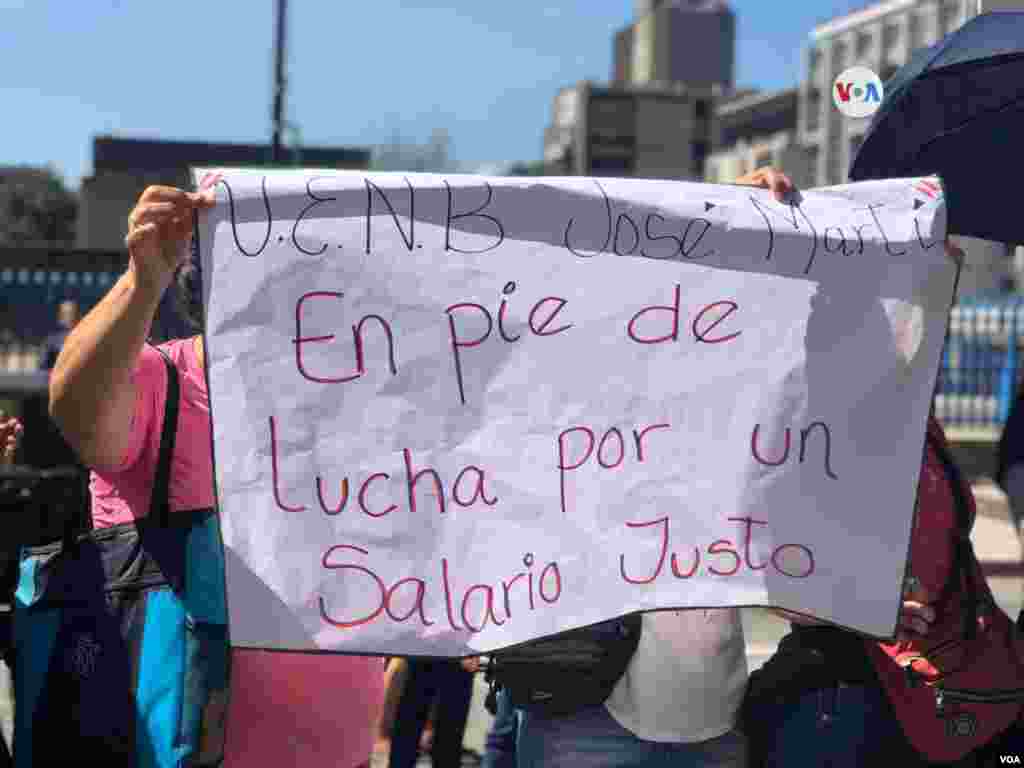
[194, 169, 953, 656]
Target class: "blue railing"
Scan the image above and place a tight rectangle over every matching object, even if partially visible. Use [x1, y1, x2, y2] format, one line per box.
[936, 296, 1024, 434]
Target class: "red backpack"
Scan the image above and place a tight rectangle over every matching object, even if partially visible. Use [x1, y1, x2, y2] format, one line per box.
[868, 418, 1024, 762]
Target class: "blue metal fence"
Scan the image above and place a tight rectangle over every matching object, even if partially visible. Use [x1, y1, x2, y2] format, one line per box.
[936, 296, 1024, 433]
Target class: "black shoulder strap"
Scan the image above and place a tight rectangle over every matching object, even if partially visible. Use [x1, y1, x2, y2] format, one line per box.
[147, 346, 180, 528]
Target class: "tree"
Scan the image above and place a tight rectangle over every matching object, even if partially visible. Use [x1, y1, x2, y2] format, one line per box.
[0, 166, 77, 246]
[505, 160, 547, 176]
[372, 128, 455, 173]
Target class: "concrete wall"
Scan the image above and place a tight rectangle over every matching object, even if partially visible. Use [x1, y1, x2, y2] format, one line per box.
[634, 97, 696, 178]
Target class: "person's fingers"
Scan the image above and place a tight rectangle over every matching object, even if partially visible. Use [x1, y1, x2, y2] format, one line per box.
[898, 598, 936, 637]
[125, 221, 160, 250]
[735, 167, 796, 203]
[138, 186, 195, 206]
[902, 600, 936, 621]
[129, 202, 181, 230]
[767, 171, 794, 202]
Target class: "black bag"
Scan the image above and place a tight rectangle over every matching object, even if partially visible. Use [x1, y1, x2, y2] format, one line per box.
[12, 347, 230, 767]
[484, 614, 642, 718]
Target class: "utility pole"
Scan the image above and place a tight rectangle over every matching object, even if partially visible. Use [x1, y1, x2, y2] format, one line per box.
[271, 0, 288, 164]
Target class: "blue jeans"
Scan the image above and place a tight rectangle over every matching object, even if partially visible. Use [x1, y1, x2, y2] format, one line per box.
[744, 683, 921, 768]
[482, 688, 518, 768]
[516, 704, 746, 768]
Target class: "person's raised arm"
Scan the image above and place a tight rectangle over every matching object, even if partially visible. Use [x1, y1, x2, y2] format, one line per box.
[48, 186, 213, 468]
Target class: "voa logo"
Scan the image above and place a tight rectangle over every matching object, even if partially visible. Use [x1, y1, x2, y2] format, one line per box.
[1000, 755, 1022, 764]
[833, 66, 884, 118]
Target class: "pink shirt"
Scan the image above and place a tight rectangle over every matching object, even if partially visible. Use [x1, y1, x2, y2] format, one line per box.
[90, 339, 384, 768]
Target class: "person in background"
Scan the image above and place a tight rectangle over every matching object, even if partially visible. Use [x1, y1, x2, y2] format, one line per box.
[48, 184, 385, 768]
[41, 300, 80, 370]
[0, 413, 22, 768]
[389, 656, 479, 768]
[512, 167, 794, 768]
[996, 384, 1024, 544]
[741, 215, 1024, 765]
[481, 682, 518, 768]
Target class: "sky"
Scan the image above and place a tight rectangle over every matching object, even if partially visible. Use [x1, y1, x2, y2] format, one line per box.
[0, 1, 873, 188]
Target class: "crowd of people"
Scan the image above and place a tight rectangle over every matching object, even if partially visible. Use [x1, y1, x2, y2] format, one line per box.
[0, 164, 1021, 768]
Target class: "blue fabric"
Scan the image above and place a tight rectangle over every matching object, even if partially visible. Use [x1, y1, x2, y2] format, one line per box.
[11, 511, 226, 766]
[482, 688, 518, 768]
[516, 705, 746, 768]
[11, 605, 59, 768]
[135, 588, 188, 768]
[744, 683, 918, 768]
[185, 514, 227, 625]
[13, 553, 39, 608]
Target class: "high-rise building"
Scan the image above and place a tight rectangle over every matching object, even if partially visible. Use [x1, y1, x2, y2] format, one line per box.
[552, 1, 733, 180]
[612, 1, 735, 90]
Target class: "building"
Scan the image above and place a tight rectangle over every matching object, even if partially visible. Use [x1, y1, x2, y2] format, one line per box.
[801, 0, 1024, 188]
[544, 81, 716, 179]
[76, 136, 369, 251]
[801, 0, 1024, 295]
[613, 1, 735, 90]
[548, 1, 734, 180]
[705, 89, 813, 188]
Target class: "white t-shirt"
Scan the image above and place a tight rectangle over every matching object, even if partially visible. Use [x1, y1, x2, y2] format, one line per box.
[604, 608, 748, 743]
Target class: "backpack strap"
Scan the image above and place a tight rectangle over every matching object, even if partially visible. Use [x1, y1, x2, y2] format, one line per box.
[146, 345, 181, 529]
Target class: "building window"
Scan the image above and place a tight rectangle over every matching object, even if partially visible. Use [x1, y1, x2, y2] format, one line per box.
[805, 88, 821, 133]
[883, 23, 900, 52]
[805, 145, 820, 185]
[694, 99, 711, 138]
[832, 40, 848, 71]
[692, 141, 709, 177]
[827, 134, 843, 185]
[856, 31, 872, 58]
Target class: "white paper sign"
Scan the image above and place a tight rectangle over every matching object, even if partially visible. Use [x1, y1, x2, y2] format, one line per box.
[195, 168, 954, 656]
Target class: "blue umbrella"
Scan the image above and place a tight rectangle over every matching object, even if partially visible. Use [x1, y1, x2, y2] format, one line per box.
[849, 11, 1024, 244]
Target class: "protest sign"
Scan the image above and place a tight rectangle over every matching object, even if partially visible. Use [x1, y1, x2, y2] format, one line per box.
[194, 169, 954, 656]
